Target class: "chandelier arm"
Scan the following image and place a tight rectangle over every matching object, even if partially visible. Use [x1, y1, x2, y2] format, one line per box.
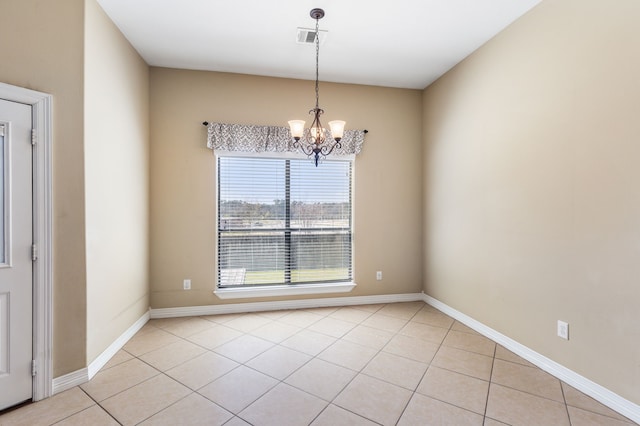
[319, 140, 341, 156]
[293, 140, 315, 156]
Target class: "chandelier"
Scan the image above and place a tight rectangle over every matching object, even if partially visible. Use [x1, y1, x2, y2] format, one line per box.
[288, 8, 345, 167]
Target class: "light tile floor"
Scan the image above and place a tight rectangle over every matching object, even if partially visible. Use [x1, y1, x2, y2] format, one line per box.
[1, 302, 637, 425]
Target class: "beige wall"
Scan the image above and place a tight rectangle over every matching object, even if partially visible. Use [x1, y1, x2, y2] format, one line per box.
[423, 0, 640, 404]
[0, 0, 88, 376]
[149, 68, 423, 307]
[84, 0, 150, 363]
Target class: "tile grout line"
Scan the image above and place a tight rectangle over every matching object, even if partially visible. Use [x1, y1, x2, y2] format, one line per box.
[391, 306, 440, 425]
[560, 378, 574, 426]
[482, 341, 498, 424]
[76, 385, 124, 426]
[559, 382, 637, 425]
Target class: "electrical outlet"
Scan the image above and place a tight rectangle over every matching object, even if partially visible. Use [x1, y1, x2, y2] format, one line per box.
[557, 320, 569, 340]
[376, 271, 382, 281]
[183, 279, 191, 290]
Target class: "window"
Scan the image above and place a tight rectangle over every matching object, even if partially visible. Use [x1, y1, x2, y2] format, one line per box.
[217, 156, 352, 288]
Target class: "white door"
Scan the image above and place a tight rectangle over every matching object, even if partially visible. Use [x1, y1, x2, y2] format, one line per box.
[0, 99, 33, 410]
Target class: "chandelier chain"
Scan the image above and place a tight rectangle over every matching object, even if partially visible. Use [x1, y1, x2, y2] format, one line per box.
[288, 7, 347, 167]
[315, 15, 320, 110]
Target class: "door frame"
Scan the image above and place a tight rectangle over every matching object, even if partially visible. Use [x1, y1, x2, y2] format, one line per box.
[0, 82, 53, 401]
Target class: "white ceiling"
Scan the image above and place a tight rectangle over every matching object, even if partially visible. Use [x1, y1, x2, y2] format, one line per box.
[96, 0, 541, 90]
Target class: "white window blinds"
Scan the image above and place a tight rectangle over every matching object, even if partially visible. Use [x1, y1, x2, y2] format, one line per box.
[217, 156, 353, 287]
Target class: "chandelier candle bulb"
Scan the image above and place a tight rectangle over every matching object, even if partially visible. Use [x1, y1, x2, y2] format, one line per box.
[310, 127, 325, 143]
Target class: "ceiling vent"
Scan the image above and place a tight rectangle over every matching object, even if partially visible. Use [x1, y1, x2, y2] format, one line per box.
[296, 27, 328, 45]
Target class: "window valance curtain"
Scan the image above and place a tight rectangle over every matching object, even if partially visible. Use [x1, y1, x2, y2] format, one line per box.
[206, 122, 365, 155]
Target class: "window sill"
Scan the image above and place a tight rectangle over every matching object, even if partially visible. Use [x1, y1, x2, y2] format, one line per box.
[214, 282, 357, 300]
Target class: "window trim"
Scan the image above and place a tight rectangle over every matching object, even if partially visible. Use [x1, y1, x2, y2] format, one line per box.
[214, 281, 356, 299]
[214, 151, 357, 298]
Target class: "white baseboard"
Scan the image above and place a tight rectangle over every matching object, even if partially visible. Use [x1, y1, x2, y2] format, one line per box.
[87, 310, 150, 379]
[52, 310, 150, 394]
[422, 294, 640, 424]
[52, 368, 88, 395]
[151, 293, 424, 319]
